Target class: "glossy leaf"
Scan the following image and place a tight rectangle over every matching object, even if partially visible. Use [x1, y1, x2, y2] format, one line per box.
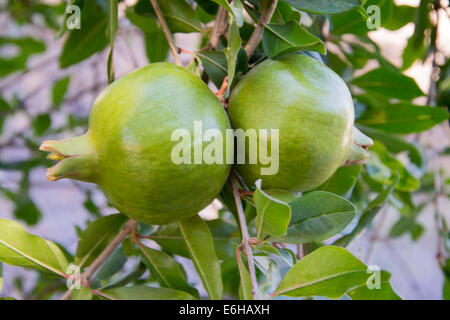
[275, 191, 356, 244]
[101, 286, 195, 300]
[262, 21, 326, 59]
[225, 12, 242, 94]
[178, 215, 223, 300]
[315, 166, 362, 196]
[0, 218, 69, 276]
[347, 272, 401, 300]
[358, 103, 448, 134]
[334, 175, 398, 247]
[358, 125, 422, 167]
[351, 67, 424, 100]
[75, 214, 127, 268]
[197, 51, 227, 88]
[59, 1, 108, 68]
[285, 0, 362, 14]
[236, 249, 253, 300]
[273, 246, 400, 299]
[137, 242, 199, 298]
[135, 0, 203, 33]
[368, 141, 420, 192]
[72, 287, 92, 300]
[254, 180, 291, 239]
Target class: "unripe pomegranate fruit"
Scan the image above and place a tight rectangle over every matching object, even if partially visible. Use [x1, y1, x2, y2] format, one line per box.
[41, 63, 231, 225]
[228, 54, 373, 192]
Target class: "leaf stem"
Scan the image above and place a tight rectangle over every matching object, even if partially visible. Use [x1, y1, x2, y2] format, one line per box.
[230, 170, 259, 299]
[244, 0, 278, 58]
[61, 219, 138, 300]
[148, 0, 181, 66]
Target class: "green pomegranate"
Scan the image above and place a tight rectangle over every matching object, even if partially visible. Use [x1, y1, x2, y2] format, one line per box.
[40, 63, 231, 225]
[228, 54, 373, 192]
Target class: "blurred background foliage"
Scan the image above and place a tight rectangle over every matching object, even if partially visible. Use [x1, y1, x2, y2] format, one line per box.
[0, 0, 449, 300]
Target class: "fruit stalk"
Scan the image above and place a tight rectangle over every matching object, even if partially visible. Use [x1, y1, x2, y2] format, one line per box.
[230, 170, 259, 300]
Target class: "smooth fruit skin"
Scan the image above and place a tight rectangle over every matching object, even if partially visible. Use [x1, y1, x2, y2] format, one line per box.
[228, 54, 356, 192]
[42, 63, 231, 225]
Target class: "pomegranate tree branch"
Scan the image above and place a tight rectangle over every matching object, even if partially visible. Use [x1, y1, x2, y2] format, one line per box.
[244, 0, 278, 58]
[148, 0, 181, 66]
[61, 219, 138, 300]
[230, 170, 259, 299]
[209, 6, 228, 50]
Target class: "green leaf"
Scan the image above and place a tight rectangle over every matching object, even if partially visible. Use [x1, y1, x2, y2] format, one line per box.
[59, 1, 108, 68]
[32, 113, 51, 136]
[367, 141, 420, 191]
[0, 263, 3, 294]
[236, 249, 253, 300]
[211, 0, 234, 15]
[206, 219, 239, 260]
[389, 216, 424, 240]
[178, 215, 223, 299]
[0, 218, 69, 276]
[262, 21, 326, 59]
[225, 15, 242, 95]
[285, 0, 362, 14]
[52, 76, 70, 107]
[75, 214, 127, 268]
[196, 51, 227, 88]
[135, 0, 203, 33]
[346, 272, 401, 300]
[384, 5, 416, 31]
[72, 287, 93, 300]
[101, 286, 195, 300]
[358, 125, 422, 167]
[0, 96, 11, 112]
[334, 175, 398, 247]
[56, 0, 82, 39]
[275, 191, 356, 244]
[144, 24, 169, 63]
[107, 0, 118, 83]
[351, 67, 424, 100]
[254, 179, 291, 239]
[137, 242, 199, 298]
[94, 246, 127, 280]
[357, 103, 449, 134]
[273, 246, 400, 299]
[0, 37, 46, 76]
[315, 166, 362, 196]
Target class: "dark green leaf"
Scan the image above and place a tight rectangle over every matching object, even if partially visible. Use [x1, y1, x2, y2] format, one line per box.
[178, 215, 223, 299]
[0, 218, 69, 276]
[273, 246, 400, 299]
[334, 175, 398, 247]
[285, 0, 362, 14]
[137, 242, 199, 298]
[315, 166, 362, 196]
[59, 1, 108, 68]
[254, 179, 291, 239]
[32, 113, 51, 136]
[144, 24, 169, 63]
[196, 51, 227, 88]
[225, 14, 242, 94]
[52, 76, 70, 107]
[75, 214, 127, 268]
[358, 125, 423, 167]
[357, 103, 449, 134]
[275, 191, 356, 243]
[262, 21, 326, 58]
[135, 0, 203, 33]
[0, 37, 46, 76]
[101, 286, 195, 300]
[351, 67, 424, 99]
